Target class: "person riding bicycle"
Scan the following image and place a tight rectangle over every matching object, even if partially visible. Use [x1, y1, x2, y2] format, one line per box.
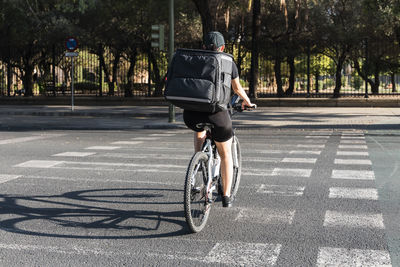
[183, 31, 255, 208]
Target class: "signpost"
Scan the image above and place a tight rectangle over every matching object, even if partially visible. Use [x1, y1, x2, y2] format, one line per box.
[168, 0, 175, 123]
[65, 37, 79, 111]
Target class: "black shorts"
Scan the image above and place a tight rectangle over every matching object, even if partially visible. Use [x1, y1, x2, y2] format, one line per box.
[183, 110, 233, 142]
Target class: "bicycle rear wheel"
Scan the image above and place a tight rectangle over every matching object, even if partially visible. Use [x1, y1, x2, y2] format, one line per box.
[184, 151, 211, 233]
[231, 135, 242, 197]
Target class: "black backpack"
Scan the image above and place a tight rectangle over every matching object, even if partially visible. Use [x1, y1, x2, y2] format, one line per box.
[164, 48, 233, 113]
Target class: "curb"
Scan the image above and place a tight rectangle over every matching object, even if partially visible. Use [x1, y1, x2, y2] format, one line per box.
[2, 96, 400, 107]
[3, 111, 170, 118]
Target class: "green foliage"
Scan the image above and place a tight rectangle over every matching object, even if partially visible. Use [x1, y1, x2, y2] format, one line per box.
[353, 74, 363, 90]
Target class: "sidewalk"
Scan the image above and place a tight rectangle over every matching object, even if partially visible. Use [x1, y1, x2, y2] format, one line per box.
[1, 104, 400, 130]
[2, 96, 400, 107]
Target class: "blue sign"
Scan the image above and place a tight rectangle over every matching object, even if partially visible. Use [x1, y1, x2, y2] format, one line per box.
[65, 37, 78, 51]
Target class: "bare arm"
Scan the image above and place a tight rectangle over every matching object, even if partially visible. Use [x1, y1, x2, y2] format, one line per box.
[231, 77, 255, 108]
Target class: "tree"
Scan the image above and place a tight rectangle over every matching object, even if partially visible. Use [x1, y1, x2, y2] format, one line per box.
[0, 0, 92, 96]
[249, 0, 260, 98]
[314, 0, 363, 97]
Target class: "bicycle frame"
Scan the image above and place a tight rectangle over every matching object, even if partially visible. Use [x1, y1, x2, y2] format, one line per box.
[201, 138, 216, 201]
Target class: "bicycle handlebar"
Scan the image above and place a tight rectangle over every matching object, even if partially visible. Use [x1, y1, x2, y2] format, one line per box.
[232, 103, 257, 112]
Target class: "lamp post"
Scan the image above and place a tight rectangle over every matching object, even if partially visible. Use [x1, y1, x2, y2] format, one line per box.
[168, 0, 175, 123]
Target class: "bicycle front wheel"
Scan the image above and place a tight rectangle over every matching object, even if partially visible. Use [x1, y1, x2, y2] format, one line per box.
[231, 135, 242, 197]
[184, 151, 211, 233]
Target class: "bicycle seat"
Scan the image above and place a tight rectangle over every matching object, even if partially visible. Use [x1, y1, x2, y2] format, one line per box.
[196, 123, 214, 130]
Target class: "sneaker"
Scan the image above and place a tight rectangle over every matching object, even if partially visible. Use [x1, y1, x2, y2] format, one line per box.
[222, 195, 233, 208]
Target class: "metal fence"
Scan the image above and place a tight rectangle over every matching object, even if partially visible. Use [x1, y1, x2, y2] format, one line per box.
[1, 41, 399, 97]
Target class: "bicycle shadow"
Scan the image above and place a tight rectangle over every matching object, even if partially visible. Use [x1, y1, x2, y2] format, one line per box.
[0, 187, 191, 239]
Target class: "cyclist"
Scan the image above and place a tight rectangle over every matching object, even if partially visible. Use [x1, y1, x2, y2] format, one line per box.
[183, 31, 255, 208]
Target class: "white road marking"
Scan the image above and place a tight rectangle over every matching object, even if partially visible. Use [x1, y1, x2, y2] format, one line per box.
[257, 184, 305, 196]
[23, 175, 182, 185]
[309, 131, 333, 135]
[111, 141, 143, 145]
[149, 134, 176, 137]
[204, 242, 281, 266]
[334, 159, 372, 165]
[235, 207, 295, 224]
[0, 174, 22, 184]
[131, 137, 160, 140]
[94, 153, 189, 160]
[242, 168, 274, 176]
[341, 131, 364, 134]
[272, 168, 312, 177]
[329, 187, 378, 200]
[289, 150, 321, 155]
[340, 140, 366, 144]
[323, 210, 385, 229]
[85, 146, 120, 150]
[331, 170, 375, 180]
[296, 144, 325, 148]
[302, 140, 327, 143]
[14, 160, 185, 170]
[337, 151, 369, 156]
[243, 157, 281, 163]
[305, 135, 330, 138]
[0, 134, 64, 145]
[338, 145, 368, 149]
[282, 158, 317, 164]
[52, 152, 96, 157]
[14, 160, 64, 168]
[317, 247, 392, 267]
[341, 136, 365, 139]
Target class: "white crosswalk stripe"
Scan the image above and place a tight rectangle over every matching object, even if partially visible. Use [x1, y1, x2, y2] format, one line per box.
[329, 187, 378, 200]
[337, 151, 369, 156]
[85, 146, 120, 150]
[323, 210, 385, 229]
[235, 207, 295, 224]
[257, 184, 305, 196]
[204, 242, 281, 266]
[331, 170, 375, 180]
[0, 174, 22, 184]
[338, 144, 368, 149]
[317, 247, 391, 267]
[52, 152, 96, 157]
[334, 159, 372, 165]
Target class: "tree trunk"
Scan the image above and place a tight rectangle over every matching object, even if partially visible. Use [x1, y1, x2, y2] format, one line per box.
[353, 59, 375, 91]
[99, 49, 111, 94]
[249, 0, 261, 98]
[22, 65, 34, 96]
[315, 71, 320, 93]
[21, 54, 34, 96]
[192, 0, 214, 38]
[149, 50, 164, 97]
[333, 57, 345, 98]
[107, 51, 121, 96]
[391, 72, 397, 92]
[370, 66, 380, 95]
[285, 55, 295, 96]
[274, 57, 284, 97]
[125, 50, 137, 97]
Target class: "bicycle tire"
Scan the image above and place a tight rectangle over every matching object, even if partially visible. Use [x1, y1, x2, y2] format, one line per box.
[231, 135, 242, 197]
[184, 151, 211, 233]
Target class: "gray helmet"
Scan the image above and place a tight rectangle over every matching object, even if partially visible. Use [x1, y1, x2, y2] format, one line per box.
[204, 31, 225, 51]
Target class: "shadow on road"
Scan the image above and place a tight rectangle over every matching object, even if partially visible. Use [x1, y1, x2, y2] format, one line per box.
[0, 187, 191, 239]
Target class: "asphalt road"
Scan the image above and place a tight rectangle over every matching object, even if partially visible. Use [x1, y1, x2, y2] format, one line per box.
[0, 113, 399, 266]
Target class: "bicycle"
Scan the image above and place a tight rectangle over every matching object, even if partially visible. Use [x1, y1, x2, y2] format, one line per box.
[183, 95, 256, 233]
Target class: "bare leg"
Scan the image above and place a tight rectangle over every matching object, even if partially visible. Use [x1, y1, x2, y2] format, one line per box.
[215, 137, 233, 196]
[194, 131, 207, 152]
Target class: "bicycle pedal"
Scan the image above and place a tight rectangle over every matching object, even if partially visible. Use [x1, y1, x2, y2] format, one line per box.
[192, 187, 201, 194]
